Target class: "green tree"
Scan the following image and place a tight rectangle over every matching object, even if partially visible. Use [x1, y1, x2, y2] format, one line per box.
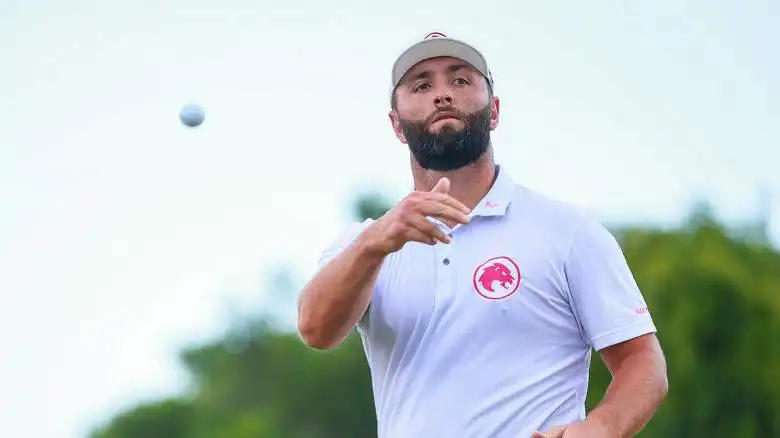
[586, 207, 780, 436]
[90, 398, 194, 438]
[91, 193, 780, 438]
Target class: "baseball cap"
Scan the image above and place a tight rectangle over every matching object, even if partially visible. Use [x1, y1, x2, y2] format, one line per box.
[390, 32, 494, 99]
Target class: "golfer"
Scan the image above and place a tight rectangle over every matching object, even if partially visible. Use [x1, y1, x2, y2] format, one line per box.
[297, 32, 668, 438]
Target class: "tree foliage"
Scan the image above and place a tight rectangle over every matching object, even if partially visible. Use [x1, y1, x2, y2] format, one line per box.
[91, 193, 780, 438]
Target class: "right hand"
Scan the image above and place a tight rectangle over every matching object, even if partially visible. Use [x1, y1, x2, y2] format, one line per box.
[360, 177, 471, 256]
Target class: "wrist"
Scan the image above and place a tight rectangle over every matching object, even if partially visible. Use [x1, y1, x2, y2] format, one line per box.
[582, 412, 621, 438]
[354, 229, 389, 261]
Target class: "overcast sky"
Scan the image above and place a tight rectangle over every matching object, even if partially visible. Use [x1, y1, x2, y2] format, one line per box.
[1, 1, 778, 437]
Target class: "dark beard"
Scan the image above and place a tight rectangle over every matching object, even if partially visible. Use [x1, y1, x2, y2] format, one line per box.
[400, 105, 491, 171]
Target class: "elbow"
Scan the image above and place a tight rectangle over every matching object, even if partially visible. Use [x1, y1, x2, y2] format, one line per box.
[658, 350, 670, 398]
[297, 314, 339, 351]
[658, 370, 670, 401]
[296, 284, 355, 351]
[650, 359, 669, 410]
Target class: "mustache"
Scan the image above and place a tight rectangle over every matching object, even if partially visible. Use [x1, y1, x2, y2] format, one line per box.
[424, 109, 467, 128]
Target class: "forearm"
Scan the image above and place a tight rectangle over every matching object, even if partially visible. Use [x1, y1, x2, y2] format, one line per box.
[297, 236, 385, 350]
[585, 350, 668, 437]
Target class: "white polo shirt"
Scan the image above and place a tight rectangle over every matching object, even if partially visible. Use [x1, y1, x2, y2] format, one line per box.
[316, 166, 656, 438]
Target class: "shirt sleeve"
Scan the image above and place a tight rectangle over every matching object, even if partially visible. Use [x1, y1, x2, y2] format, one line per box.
[317, 219, 374, 269]
[564, 215, 656, 351]
[316, 219, 375, 328]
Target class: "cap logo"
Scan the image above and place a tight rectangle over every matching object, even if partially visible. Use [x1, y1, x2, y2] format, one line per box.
[424, 32, 447, 39]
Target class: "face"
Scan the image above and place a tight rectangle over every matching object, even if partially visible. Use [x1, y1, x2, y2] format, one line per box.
[389, 57, 500, 171]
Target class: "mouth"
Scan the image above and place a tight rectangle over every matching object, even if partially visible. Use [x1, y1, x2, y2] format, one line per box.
[430, 113, 461, 125]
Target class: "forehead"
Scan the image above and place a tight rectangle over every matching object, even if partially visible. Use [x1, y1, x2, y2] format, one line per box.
[400, 57, 480, 82]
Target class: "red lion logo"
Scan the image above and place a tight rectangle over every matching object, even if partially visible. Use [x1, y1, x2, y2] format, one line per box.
[478, 262, 515, 292]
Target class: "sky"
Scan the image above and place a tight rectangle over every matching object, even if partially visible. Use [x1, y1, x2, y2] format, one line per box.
[1, 1, 778, 437]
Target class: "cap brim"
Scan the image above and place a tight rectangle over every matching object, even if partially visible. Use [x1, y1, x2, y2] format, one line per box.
[391, 38, 491, 89]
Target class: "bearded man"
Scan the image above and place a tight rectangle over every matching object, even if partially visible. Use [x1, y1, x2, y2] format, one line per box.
[297, 32, 668, 438]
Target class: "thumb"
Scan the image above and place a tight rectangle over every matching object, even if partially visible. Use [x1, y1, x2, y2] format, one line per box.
[431, 177, 450, 194]
[532, 425, 567, 438]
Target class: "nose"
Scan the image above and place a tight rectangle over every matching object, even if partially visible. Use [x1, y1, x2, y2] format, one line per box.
[433, 93, 453, 107]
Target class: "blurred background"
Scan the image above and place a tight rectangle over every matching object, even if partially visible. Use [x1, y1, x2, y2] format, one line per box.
[1, 1, 779, 437]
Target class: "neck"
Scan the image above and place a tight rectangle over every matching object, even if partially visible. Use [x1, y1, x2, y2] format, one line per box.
[411, 146, 497, 211]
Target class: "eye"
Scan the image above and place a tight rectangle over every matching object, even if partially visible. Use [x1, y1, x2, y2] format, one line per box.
[453, 77, 471, 86]
[413, 82, 431, 93]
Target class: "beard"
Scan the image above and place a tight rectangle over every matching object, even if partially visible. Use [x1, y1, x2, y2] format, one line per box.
[399, 104, 492, 172]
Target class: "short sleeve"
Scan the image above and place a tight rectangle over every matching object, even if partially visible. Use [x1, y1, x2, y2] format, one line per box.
[316, 219, 375, 328]
[565, 216, 656, 351]
[317, 219, 374, 269]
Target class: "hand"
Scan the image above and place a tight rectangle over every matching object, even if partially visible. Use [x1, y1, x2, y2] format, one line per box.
[532, 420, 616, 438]
[531, 425, 568, 438]
[360, 177, 471, 255]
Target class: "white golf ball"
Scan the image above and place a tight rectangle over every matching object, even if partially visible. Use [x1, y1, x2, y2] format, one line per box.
[179, 103, 205, 127]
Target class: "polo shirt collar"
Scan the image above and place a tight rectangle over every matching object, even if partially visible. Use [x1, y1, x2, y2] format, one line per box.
[470, 164, 514, 217]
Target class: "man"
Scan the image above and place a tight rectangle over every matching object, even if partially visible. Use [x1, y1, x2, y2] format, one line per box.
[297, 32, 668, 438]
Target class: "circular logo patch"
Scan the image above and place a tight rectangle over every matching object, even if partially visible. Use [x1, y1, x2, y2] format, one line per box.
[472, 256, 521, 300]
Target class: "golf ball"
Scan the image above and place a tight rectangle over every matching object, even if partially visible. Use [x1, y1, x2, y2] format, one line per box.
[179, 103, 205, 127]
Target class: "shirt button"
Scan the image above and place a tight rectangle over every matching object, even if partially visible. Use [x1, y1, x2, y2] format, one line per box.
[443, 258, 450, 265]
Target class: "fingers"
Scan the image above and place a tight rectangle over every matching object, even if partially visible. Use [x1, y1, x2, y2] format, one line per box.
[427, 178, 470, 214]
[407, 215, 452, 244]
[402, 227, 440, 246]
[532, 425, 568, 438]
[417, 200, 470, 225]
[430, 177, 450, 194]
[382, 178, 474, 250]
[426, 192, 471, 215]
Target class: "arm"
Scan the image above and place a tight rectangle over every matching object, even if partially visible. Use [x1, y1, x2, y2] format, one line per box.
[536, 214, 667, 438]
[298, 178, 470, 350]
[579, 334, 668, 436]
[297, 226, 385, 350]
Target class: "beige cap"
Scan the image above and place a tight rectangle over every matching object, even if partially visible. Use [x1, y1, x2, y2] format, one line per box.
[391, 32, 494, 99]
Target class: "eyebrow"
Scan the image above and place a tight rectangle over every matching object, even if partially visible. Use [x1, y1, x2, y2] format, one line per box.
[407, 63, 473, 83]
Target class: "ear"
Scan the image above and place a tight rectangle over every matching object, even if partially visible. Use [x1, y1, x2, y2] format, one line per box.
[489, 95, 500, 130]
[388, 110, 408, 144]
